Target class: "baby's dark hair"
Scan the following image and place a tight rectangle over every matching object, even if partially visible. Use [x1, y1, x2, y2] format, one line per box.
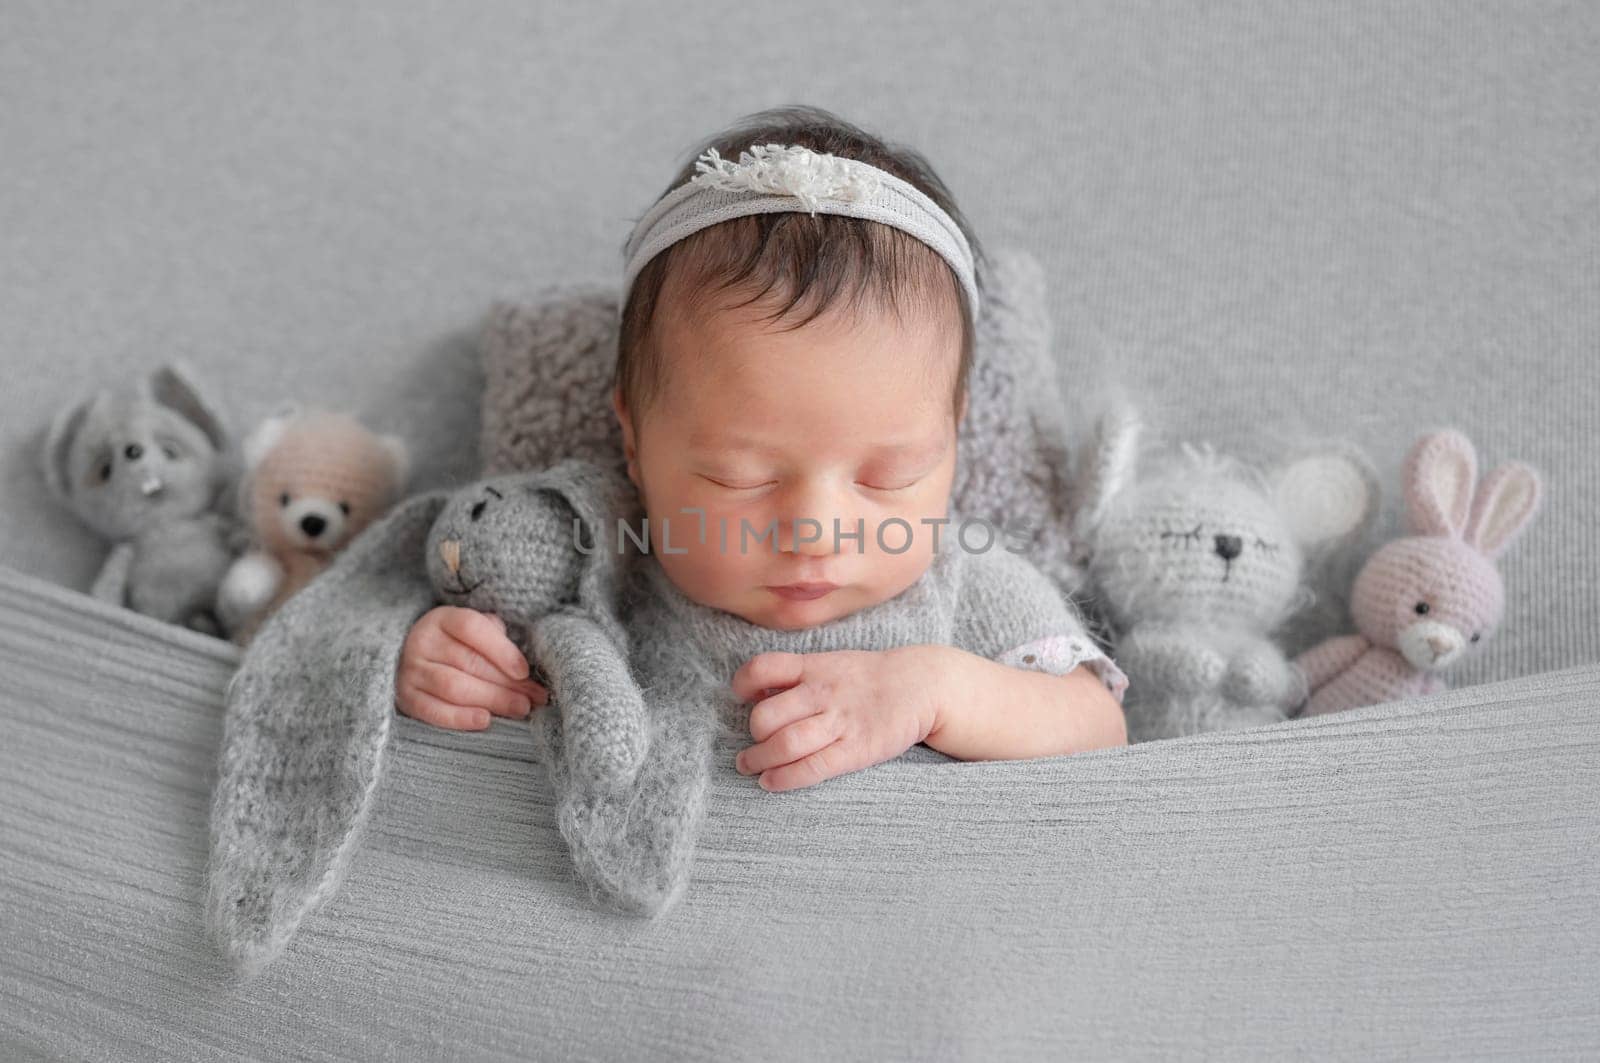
[615, 104, 988, 422]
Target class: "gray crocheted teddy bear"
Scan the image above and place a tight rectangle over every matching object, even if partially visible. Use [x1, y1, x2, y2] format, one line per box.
[424, 469, 650, 792]
[1073, 404, 1379, 741]
[40, 360, 242, 635]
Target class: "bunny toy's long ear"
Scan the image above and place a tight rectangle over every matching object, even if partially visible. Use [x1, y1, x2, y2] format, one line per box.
[206, 489, 449, 980]
[1464, 460, 1542, 559]
[40, 391, 101, 504]
[1071, 400, 1142, 547]
[1404, 430, 1478, 538]
[533, 456, 643, 650]
[146, 360, 231, 456]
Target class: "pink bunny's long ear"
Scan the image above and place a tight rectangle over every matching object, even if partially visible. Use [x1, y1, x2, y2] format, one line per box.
[1464, 461, 1542, 559]
[1403, 430, 1478, 538]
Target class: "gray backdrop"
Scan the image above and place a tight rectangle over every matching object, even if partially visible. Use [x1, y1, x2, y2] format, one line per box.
[3, 1, 1596, 686]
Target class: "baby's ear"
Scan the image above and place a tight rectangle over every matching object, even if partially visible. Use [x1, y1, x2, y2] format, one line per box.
[1272, 445, 1379, 549]
[610, 387, 641, 488]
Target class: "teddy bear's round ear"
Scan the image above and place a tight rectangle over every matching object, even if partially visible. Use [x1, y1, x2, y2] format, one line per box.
[379, 435, 411, 491]
[1272, 446, 1379, 549]
[242, 404, 300, 468]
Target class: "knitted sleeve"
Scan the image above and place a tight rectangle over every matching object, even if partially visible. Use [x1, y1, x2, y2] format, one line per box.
[951, 546, 1127, 701]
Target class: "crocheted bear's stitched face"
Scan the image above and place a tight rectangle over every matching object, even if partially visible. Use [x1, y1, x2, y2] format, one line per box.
[426, 475, 587, 626]
[1090, 469, 1305, 631]
[246, 412, 407, 558]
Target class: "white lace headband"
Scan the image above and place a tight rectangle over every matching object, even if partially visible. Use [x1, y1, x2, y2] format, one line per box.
[622, 143, 982, 321]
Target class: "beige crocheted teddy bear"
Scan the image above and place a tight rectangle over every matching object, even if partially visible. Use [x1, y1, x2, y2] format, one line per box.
[216, 404, 409, 645]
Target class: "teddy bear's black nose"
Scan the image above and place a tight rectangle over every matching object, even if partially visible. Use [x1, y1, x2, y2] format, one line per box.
[124, 443, 143, 460]
[301, 514, 327, 538]
[1213, 534, 1243, 561]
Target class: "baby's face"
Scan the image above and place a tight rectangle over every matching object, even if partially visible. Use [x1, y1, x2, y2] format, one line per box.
[614, 292, 963, 631]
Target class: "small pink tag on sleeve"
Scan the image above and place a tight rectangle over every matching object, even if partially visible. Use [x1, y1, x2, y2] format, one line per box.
[996, 635, 1129, 703]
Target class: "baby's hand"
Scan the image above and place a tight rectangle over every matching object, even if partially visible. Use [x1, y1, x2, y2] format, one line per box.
[729, 647, 940, 792]
[395, 606, 549, 730]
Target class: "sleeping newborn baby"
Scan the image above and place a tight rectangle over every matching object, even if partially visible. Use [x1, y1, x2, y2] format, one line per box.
[205, 109, 1133, 968]
[396, 107, 1128, 796]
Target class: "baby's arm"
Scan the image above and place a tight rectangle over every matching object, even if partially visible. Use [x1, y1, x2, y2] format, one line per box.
[395, 606, 549, 730]
[921, 647, 1126, 760]
[731, 550, 1127, 791]
[933, 546, 1128, 759]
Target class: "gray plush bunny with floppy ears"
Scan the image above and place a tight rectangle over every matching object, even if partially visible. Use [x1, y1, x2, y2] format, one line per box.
[1072, 403, 1380, 741]
[424, 470, 650, 792]
[207, 457, 677, 979]
[40, 360, 243, 636]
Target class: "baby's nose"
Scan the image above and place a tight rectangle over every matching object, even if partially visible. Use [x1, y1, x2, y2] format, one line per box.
[438, 539, 461, 575]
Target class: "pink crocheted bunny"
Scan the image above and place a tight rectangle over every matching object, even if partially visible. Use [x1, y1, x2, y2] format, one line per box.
[1295, 429, 1542, 716]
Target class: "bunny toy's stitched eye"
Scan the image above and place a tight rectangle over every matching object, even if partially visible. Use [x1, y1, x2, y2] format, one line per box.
[470, 501, 487, 521]
[338, 501, 350, 516]
[1161, 523, 1204, 547]
[1471, 633, 1481, 643]
[98, 461, 113, 483]
[279, 492, 291, 508]
[1253, 537, 1280, 555]
[1414, 601, 1431, 615]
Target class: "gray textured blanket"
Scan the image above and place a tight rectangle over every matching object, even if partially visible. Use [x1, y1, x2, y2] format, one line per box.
[2, 567, 1597, 1059]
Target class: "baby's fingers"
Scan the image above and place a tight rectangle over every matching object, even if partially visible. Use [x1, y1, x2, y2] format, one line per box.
[401, 690, 493, 731]
[757, 739, 856, 793]
[437, 607, 530, 682]
[416, 662, 533, 720]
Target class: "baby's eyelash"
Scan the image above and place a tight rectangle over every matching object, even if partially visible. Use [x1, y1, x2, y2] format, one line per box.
[1160, 523, 1204, 546]
[700, 474, 774, 491]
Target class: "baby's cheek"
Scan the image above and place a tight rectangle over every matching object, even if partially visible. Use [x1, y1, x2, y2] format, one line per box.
[650, 528, 757, 604]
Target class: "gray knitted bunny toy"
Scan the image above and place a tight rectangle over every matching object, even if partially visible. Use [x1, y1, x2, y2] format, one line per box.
[208, 457, 683, 977]
[1074, 404, 1379, 741]
[424, 468, 650, 793]
[40, 361, 242, 636]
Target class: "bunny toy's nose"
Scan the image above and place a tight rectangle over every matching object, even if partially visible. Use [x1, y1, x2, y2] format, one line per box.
[1427, 633, 1456, 656]
[439, 539, 461, 575]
